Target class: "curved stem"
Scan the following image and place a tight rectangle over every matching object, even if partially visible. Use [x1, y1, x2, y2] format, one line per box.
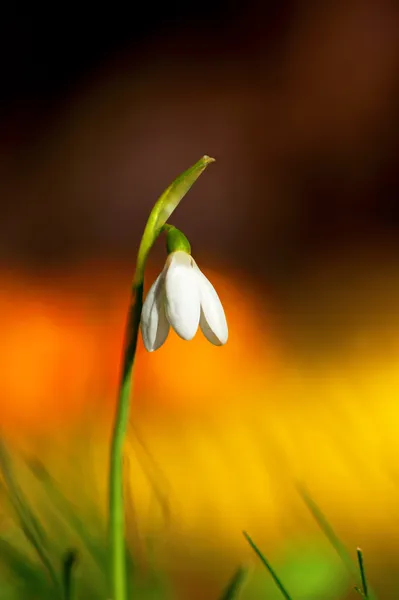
[108, 281, 143, 600]
[107, 155, 214, 600]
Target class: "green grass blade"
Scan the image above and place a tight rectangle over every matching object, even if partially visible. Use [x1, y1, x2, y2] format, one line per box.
[356, 548, 369, 598]
[0, 443, 48, 548]
[0, 537, 46, 585]
[61, 549, 78, 600]
[297, 484, 377, 599]
[27, 458, 106, 568]
[0, 441, 60, 591]
[218, 566, 249, 600]
[243, 532, 293, 600]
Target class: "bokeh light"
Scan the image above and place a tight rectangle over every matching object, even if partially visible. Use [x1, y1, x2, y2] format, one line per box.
[2, 1, 399, 597]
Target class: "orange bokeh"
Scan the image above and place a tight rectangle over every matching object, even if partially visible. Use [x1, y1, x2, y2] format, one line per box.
[0, 274, 100, 431]
[0, 264, 278, 433]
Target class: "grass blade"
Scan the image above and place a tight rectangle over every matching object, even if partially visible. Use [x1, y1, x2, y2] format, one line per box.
[27, 458, 106, 568]
[0, 537, 46, 585]
[0, 443, 48, 548]
[62, 549, 78, 600]
[218, 566, 249, 600]
[356, 548, 368, 598]
[297, 483, 377, 599]
[0, 441, 60, 591]
[243, 532, 293, 600]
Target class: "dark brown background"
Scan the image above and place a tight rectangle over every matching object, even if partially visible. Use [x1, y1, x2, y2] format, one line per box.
[1, 0, 399, 358]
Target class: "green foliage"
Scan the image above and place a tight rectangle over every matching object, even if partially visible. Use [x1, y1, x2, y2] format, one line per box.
[242, 540, 348, 600]
[243, 531, 294, 599]
[297, 484, 377, 599]
[0, 442, 171, 600]
[0, 441, 380, 600]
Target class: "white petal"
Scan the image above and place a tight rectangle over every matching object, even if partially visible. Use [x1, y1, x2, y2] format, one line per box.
[141, 272, 170, 351]
[164, 251, 201, 340]
[196, 268, 228, 346]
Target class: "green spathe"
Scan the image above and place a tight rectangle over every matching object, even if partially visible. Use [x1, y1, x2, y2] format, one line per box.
[134, 155, 214, 285]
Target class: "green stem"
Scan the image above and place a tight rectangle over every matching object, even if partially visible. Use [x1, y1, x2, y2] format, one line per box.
[107, 155, 214, 600]
[108, 281, 143, 600]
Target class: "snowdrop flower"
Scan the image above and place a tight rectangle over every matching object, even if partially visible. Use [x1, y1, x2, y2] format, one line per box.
[141, 250, 228, 352]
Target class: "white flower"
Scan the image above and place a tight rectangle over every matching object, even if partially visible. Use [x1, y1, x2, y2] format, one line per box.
[141, 251, 228, 352]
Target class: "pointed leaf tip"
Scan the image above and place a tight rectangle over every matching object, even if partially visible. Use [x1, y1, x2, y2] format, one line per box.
[135, 155, 215, 283]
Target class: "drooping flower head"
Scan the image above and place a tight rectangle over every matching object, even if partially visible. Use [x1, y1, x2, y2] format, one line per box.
[141, 240, 228, 352]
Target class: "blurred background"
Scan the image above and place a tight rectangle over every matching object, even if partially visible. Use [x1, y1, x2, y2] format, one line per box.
[2, 0, 399, 597]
